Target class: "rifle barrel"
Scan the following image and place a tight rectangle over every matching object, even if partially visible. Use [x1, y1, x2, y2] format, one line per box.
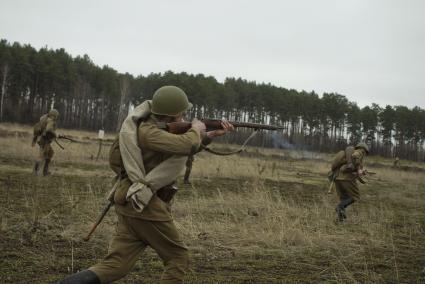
[230, 121, 284, 130]
[202, 119, 283, 131]
[166, 119, 283, 134]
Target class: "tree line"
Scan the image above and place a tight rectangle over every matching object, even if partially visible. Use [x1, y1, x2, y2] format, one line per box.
[1, 39, 424, 161]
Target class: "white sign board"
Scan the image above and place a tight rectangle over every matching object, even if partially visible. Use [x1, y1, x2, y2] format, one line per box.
[98, 130, 105, 139]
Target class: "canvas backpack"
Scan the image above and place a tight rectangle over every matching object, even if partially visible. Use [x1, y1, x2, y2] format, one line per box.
[331, 146, 355, 172]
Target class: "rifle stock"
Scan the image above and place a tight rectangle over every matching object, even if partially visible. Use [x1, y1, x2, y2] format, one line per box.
[166, 119, 283, 134]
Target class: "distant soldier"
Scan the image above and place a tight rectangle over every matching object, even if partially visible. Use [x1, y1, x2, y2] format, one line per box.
[329, 142, 369, 222]
[59, 86, 233, 283]
[393, 156, 400, 168]
[32, 109, 59, 176]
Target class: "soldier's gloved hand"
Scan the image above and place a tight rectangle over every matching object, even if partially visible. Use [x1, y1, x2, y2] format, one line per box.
[357, 169, 365, 176]
[191, 119, 206, 133]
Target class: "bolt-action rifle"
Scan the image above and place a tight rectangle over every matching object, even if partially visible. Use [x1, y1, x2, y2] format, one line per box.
[166, 118, 284, 134]
[169, 119, 283, 183]
[54, 134, 78, 150]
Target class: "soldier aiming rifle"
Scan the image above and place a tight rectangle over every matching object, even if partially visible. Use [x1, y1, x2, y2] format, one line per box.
[60, 86, 234, 283]
[61, 85, 283, 283]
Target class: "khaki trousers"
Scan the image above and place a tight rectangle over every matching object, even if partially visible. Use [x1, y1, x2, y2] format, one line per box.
[89, 213, 189, 284]
[37, 141, 54, 161]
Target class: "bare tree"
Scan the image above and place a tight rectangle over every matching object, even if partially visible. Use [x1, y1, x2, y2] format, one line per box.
[116, 74, 131, 131]
[0, 63, 9, 122]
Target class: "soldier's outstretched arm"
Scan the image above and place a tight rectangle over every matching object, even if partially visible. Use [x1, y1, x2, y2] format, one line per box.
[139, 124, 203, 155]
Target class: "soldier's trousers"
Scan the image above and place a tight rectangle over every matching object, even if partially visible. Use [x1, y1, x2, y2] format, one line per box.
[89, 213, 189, 284]
[37, 142, 54, 161]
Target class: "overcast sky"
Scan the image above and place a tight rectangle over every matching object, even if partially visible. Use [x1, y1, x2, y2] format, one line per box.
[1, 0, 424, 108]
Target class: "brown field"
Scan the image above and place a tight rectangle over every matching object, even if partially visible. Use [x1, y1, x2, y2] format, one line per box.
[0, 123, 424, 283]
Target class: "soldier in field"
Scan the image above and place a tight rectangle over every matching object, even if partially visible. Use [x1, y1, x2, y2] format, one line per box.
[59, 86, 233, 284]
[393, 156, 400, 168]
[329, 143, 369, 222]
[32, 109, 59, 176]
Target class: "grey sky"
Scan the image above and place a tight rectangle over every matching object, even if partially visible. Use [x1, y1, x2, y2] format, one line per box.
[1, 0, 424, 108]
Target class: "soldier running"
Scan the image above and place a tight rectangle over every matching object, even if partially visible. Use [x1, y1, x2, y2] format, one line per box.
[59, 86, 233, 283]
[330, 142, 369, 222]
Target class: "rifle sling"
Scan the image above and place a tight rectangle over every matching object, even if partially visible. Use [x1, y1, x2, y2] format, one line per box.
[203, 129, 259, 156]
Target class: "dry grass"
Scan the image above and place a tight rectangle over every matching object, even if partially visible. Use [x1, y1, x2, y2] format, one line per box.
[0, 123, 424, 283]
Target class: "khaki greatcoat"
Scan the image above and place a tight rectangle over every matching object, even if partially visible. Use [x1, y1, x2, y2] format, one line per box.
[334, 148, 366, 201]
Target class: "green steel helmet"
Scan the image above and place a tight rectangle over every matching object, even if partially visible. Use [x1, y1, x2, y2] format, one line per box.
[355, 142, 369, 154]
[151, 86, 192, 117]
[48, 109, 59, 120]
